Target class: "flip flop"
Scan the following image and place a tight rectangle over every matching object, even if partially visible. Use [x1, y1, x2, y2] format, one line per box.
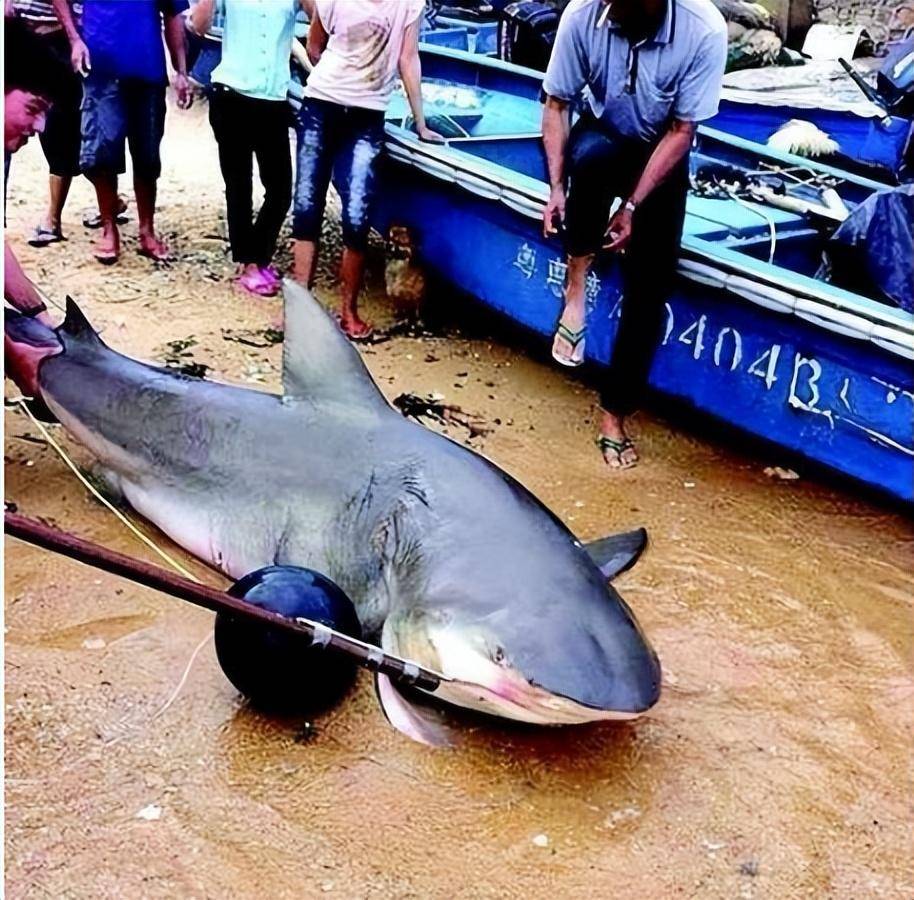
[93, 246, 119, 265]
[83, 199, 129, 229]
[342, 323, 375, 343]
[597, 435, 638, 470]
[27, 225, 65, 247]
[332, 311, 375, 343]
[137, 239, 172, 262]
[236, 269, 278, 297]
[552, 320, 586, 367]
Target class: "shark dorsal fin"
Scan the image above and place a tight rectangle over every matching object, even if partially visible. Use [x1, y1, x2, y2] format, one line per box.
[584, 527, 648, 580]
[280, 279, 389, 412]
[59, 296, 100, 343]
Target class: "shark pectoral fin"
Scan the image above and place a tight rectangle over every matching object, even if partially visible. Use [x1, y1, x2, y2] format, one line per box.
[280, 279, 389, 412]
[375, 674, 462, 749]
[584, 527, 649, 580]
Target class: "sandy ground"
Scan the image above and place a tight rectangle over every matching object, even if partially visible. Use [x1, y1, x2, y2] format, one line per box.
[4, 99, 913, 899]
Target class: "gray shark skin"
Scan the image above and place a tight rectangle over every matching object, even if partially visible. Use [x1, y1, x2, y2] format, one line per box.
[7, 283, 661, 744]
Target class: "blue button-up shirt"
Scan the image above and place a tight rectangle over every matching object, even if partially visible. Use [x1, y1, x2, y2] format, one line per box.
[542, 0, 727, 143]
[211, 0, 299, 102]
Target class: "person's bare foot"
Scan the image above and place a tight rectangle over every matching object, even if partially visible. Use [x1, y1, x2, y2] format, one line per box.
[138, 231, 171, 261]
[339, 312, 374, 342]
[598, 410, 638, 469]
[93, 223, 120, 264]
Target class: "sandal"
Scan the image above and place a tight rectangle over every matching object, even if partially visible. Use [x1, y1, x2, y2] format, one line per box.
[236, 268, 278, 297]
[552, 320, 586, 367]
[93, 245, 120, 265]
[83, 198, 129, 229]
[28, 225, 65, 247]
[341, 322, 375, 343]
[597, 435, 638, 470]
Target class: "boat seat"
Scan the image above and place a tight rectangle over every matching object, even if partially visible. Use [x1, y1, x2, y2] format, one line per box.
[684, 196, 806, 241]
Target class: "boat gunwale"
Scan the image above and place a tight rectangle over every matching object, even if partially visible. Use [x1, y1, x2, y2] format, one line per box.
[381, 126, 914, 351]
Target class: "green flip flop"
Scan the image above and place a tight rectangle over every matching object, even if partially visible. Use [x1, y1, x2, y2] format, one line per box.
[552, 320, 586, 367]
[597, 435, 638, 470]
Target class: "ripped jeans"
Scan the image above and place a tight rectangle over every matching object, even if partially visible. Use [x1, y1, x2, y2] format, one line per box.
[292, 97, 385, 252]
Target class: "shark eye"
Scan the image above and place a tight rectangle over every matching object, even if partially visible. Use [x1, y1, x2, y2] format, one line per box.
[493, 646, 507, 666]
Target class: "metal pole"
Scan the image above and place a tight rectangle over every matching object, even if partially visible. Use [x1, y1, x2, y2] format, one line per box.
[4, 511, 444, 692]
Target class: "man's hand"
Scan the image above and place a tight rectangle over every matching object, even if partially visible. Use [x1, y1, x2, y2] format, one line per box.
[543, 185, 565, 238]
[603, 205, 633, 253]
[417, 125, 445, 143]
[174, 72, 193, 110]
[71, 37, 91, 76]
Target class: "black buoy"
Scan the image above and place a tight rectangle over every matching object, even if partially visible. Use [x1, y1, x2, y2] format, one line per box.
[214, 565, 362, 714]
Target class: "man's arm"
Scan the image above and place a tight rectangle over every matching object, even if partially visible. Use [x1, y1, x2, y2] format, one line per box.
[541, 95, 570, 237]
[603, 119, 694, 251]
[5, 244, 50, 322]
[539, 6, 585, 238]
[51, 0, 90, 75]
[398, 20, 442, 143]
[188, 0, 215, 36]
[306, 5, 328, 66]
[163, 3, 193, 109]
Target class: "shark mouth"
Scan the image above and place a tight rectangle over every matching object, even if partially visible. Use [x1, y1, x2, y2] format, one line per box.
[431, 677, 642, 726]
[386, 621, 646, 727]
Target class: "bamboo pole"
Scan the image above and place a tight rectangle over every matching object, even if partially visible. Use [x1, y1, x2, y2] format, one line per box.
[4, 511, 443, 692]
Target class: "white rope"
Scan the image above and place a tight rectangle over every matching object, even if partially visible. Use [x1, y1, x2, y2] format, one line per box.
[727, 190, 778, 264]
[14, 398, 199, 582]
[12, 398, 212, 725]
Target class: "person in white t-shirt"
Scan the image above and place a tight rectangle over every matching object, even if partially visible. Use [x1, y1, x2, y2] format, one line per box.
[292, 0, 441, 341]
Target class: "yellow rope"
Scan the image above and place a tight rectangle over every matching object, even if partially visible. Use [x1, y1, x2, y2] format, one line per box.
[14, 398, 200, 583]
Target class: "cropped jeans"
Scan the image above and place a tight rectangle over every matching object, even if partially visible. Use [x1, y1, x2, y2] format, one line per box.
[292, 97, 385, 252]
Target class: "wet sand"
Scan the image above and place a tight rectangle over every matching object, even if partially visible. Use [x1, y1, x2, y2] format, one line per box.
[5, 101, 913, 898]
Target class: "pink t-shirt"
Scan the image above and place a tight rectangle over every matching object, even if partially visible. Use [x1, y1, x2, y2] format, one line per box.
[304, 0, 425, 111]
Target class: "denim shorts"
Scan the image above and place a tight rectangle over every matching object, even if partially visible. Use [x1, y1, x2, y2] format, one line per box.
[292, 97, 385, 252]
[79, 73, 166, 179]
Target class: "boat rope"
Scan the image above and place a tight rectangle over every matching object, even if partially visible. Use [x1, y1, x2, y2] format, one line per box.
[727, 190, 778, 264]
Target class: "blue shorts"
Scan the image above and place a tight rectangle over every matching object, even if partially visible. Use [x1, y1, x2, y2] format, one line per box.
[292, 97, 385, 252]
[79, 74, 166, 179]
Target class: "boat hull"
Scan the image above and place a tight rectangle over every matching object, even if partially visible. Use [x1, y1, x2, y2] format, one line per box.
[374, 161, 914, 503]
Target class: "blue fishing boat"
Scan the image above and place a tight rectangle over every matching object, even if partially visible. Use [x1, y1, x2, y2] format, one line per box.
[371, 48, 914, 503]
[713, 56, 913, 182]
[420, 16, 499, 55]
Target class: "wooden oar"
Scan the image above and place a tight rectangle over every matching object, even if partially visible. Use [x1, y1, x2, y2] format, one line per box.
[3, 511, 444, 692]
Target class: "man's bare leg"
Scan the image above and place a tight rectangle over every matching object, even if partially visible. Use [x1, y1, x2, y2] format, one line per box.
[134, 174, 169, 259]
[552, 253, 592, 363]
[43, 174, 72, 235]
[339, 246, 372, 339]
[292, 238, 319, 288]
[89, 171, 121, 263]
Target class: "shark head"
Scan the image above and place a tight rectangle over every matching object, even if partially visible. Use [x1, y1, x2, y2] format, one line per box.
[382, 524, 661, 728]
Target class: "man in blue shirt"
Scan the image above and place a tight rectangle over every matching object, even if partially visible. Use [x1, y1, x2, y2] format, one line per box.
[53, 0, 193, 264]
[541, 0, 726, 469]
